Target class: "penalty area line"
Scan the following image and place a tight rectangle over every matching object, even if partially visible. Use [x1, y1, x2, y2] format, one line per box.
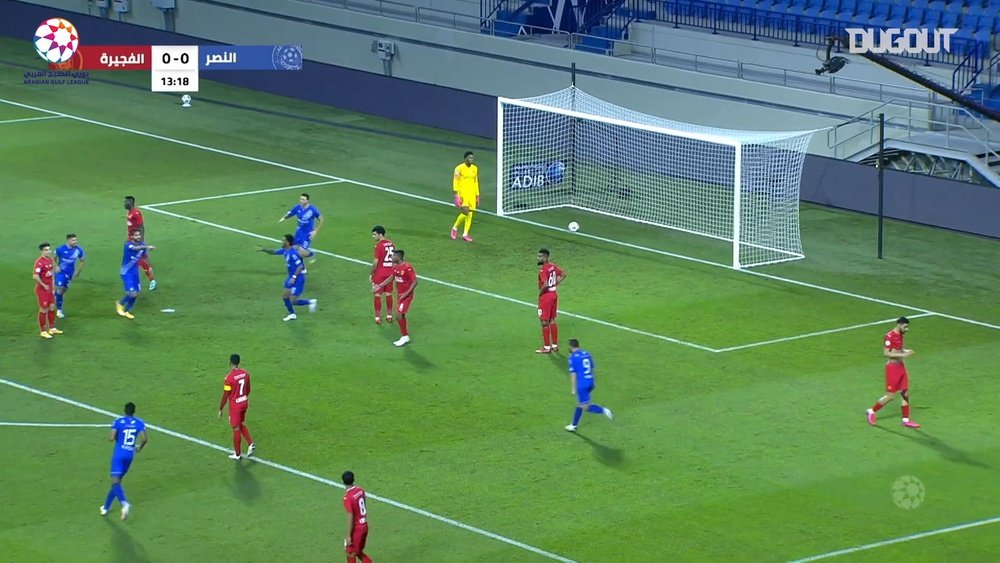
[0, 421, 109, 428]
[788, 515, 1000, 562]
[142, 205, 718, 352]
[0, 115, 64, 125]
[0, 377, 577, 563]
[714, 312, 936, 353]
[144, 180, 345, 208]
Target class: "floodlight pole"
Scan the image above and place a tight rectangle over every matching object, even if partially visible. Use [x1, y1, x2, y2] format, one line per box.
[877, 112, 885, 260]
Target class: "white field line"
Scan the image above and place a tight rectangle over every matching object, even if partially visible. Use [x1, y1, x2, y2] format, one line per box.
[0, 421, 108, 428]
[0, 377, 576, 563]
[144, 180, 344, 208]
[0, 115, 63, 125]
[714, 312, 936, 353]
[788, 515, 1000, 562]
[2, 98, 996, 333]
[142, 205, 718, 352]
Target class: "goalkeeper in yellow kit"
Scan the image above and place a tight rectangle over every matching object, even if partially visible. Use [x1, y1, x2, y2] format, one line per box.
[450, 151, 480, 242]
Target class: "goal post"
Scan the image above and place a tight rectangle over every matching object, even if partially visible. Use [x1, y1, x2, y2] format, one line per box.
[496, 87, 819, 270]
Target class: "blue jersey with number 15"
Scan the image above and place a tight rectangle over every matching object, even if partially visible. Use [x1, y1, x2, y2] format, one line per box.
[568, 350, 595, 390]
[112, 416, 146, 458]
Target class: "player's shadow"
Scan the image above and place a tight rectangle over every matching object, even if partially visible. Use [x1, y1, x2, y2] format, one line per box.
[874, 424, 990, 469]
[105, 518, 151, 563]
[403, 347, 434, 371]
[229, 461, 262, 504]
[573, 433, 625, 468]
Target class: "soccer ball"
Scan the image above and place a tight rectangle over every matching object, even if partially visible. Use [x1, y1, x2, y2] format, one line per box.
[568, 221, 580, 232]
[181, 94, 192, 107]
[33, 18, 79, 64]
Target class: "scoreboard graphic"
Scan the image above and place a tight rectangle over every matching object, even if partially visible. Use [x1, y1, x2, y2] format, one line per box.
[32, 17, 303, 93]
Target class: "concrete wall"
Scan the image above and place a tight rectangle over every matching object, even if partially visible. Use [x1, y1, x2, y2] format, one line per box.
[10, 0, 919, 155]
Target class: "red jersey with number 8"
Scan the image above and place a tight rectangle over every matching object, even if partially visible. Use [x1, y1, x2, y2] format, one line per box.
[224, 368, 251, 409]
[344, 486, 369, 529]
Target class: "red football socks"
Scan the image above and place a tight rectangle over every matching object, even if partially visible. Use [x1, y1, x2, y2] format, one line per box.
[542, 326, 551, 347]
[47, 310, 56, 327]
[143, 265, 154, 281]
[385, 295, 393, 313]
[902, 404, 910, 418]
[232, 429, 242, 455]
[240, 424, 253, 444]
[373, 297, 382, 316]
[38, 312, 46, 331]
[871, 402, 885, 413]
[549, 323, 558, 346]
[398, 316, 408, 336]
[361, 556, 372, 563]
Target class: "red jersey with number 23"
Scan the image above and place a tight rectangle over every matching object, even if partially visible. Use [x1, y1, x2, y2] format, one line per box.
[126, 208, 144, 238]
[344, 486, 369, 529]
[393, 262, 416, 295]
[539, 263, 563, 293]
[373, 239, 395, 281]
[224, 368, 251, 410]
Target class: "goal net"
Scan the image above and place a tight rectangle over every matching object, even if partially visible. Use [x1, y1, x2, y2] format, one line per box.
[496, 87, 818, 269]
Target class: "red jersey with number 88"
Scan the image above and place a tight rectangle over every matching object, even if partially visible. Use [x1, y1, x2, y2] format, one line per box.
[223, 368, 251, 409]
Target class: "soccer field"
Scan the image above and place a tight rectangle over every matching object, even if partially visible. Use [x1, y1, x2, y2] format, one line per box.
[1, 37, 999, 562]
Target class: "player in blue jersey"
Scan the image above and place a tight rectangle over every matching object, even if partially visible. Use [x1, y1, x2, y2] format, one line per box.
[565, 339, 613, 432]
[54, 233, 86, 318]
[278, 192, 324, 260]
[101, 402, 147, 521]
[258, 234, 317, 321]
[116, 230, 155, 320]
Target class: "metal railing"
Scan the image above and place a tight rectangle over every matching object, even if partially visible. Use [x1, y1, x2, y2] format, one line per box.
[659, 0, 984, 67]
[827, 98, 1000, 161]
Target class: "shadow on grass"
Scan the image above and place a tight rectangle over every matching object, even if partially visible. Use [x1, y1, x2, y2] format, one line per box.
[230, 460, 262, 504]
[105, 517, 150, 563]
[573, 432, 625, 468]
[874, 421, 991, 469]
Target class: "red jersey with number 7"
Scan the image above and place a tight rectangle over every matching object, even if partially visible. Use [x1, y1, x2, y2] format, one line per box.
[224, 368, 251, 409]
[344, 486, 369, 529]
[539, 263, 563, 293]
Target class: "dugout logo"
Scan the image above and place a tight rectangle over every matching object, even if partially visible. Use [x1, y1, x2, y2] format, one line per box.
[891, 475, 925, 509]
[509, 161, 566, 190]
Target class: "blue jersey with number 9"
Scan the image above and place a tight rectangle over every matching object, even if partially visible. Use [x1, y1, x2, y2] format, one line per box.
[569, 350, 595, 391]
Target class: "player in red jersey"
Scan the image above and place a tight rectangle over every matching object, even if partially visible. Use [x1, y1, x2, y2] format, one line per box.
[370, 226, 395, 325]
[32, 242, 62, 339]
[218, 354, 256, 460]
[124, 196, 156, 290]
[373, 249, 417, 347]
[342, 471, 373, 563]
[535, 248, 566, 354]
[867, 317, 920, 428]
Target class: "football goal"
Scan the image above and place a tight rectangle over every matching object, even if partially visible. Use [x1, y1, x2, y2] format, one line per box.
[496, 87, 819, 270]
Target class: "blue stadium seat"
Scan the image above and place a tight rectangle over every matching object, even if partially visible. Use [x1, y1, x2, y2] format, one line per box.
[927, 0, 945, 10]
[923, 8, 942, 26]
[992, 16, 1000, 33]
[942, 0, 963, 12]
[901, 6, 924, 25]
[940, 10, 959, 27]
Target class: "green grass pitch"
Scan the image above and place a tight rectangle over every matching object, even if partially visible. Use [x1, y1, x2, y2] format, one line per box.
[1, 37, 999, 562]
